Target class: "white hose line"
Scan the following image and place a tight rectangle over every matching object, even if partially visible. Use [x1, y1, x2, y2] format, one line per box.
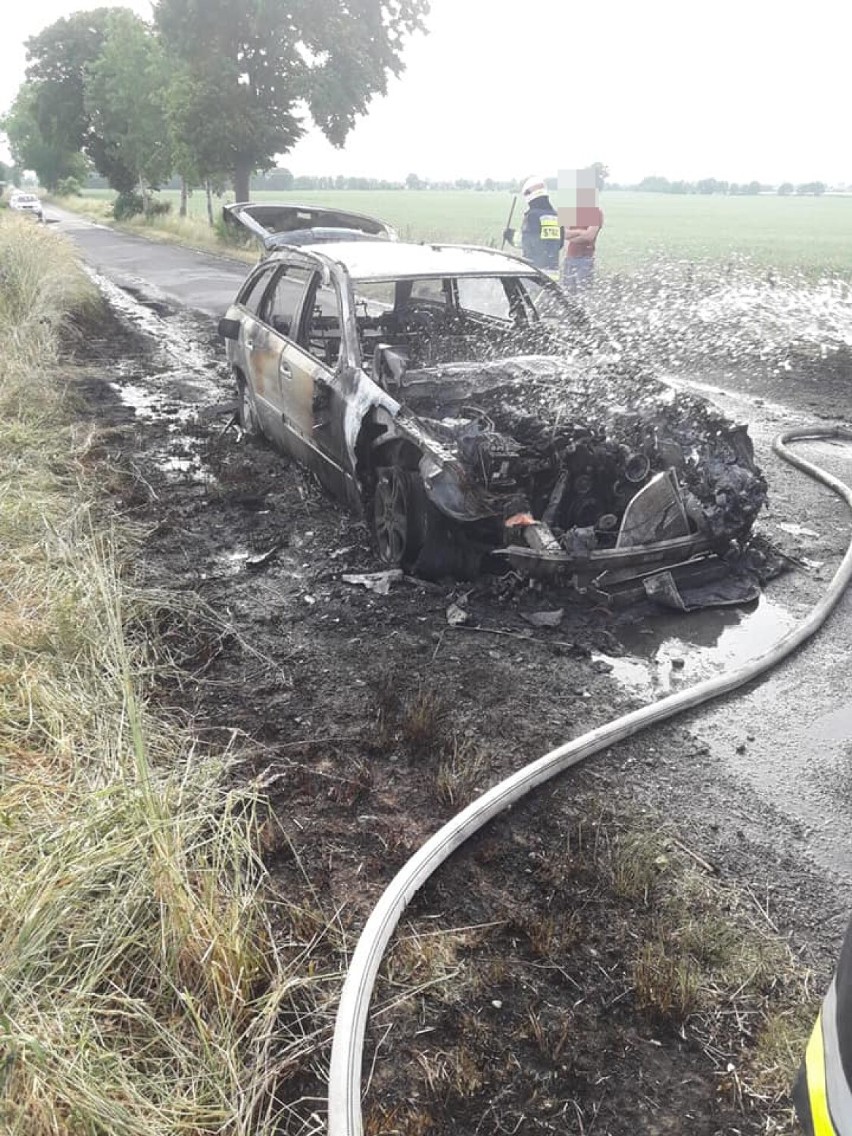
[328, 426, 852, 1136]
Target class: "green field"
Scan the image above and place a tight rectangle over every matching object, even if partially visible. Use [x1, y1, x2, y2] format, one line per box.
[77, 188, 852, 276]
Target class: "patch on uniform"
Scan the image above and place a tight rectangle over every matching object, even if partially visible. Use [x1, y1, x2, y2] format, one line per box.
[540, 216, 560, 241]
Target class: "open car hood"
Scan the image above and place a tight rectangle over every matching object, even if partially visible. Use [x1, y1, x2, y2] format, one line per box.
[222, 202, 397, 250]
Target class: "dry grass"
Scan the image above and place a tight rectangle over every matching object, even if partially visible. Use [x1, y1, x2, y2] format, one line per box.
[435, 733, 489, 808]
[369, 678, 490, 809]
[0, 215, 340, 1135]
[0, 214, 99, 387]
[398, 686, 446, 758]
[368, 801, 818, 1132]
[596, 807, 817, 1112]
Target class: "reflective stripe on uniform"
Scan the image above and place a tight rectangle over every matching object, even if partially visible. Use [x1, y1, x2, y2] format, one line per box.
[805, 1008, 839, 1135]
[797, 916, 852, 1136]
[539, 216, 561, 241]
[822, 976, 852, 1132]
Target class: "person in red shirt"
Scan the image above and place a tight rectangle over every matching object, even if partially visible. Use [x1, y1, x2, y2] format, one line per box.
[561, 185, 604, 293]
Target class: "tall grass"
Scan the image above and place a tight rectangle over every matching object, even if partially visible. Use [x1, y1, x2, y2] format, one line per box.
[0, 214, 335, 1134]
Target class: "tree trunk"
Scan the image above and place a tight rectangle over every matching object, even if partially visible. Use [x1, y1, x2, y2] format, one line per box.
[206, 179, 214, 226]
[233, 159, 252, 203]
[140, 178, 152, 216]
[179, 177, 188, 218]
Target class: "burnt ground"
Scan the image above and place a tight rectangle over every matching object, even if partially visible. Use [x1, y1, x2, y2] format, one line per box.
[64, 287, 852, 1135]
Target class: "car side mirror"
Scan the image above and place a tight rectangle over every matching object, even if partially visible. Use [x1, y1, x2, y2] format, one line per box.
[217, 317, 241, 341]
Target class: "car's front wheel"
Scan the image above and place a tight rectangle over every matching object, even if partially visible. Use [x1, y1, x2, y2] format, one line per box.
[372, 466, 422, 567]
[236, 377, 260, 437]
[371, 465, 478, 578]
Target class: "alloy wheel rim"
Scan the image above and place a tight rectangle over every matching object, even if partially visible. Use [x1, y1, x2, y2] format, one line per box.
[374, 471, 409, 564]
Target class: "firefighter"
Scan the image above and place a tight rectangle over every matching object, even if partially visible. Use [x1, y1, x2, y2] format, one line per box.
[794, 914, 852, 1134]
[503, 175, 562, 279]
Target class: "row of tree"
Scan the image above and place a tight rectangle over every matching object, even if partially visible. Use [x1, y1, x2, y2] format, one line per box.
[631, 175, 829, 196]
[251, 172, 528, 192]
[1, 1, 429, 207]
[248, 168, 830, 196]
[252, 171, 831, 195]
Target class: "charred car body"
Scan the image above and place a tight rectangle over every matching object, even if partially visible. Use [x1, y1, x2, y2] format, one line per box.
[218, 224, 767, 596]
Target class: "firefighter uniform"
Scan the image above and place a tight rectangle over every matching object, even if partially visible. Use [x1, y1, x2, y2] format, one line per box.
[795, 916, 852, 1134]
[504, 175, 562, 279]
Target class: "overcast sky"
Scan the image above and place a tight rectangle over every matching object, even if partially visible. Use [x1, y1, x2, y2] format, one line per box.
[2, 0, 849, 185]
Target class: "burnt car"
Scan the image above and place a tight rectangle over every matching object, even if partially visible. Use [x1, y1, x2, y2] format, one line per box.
[218, 238, 767, 595]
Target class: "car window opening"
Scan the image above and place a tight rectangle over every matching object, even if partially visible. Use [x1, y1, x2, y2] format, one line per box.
[261, 264, 313, 339]
[352, 275, 548, 384]
[299, 280, 343, 368]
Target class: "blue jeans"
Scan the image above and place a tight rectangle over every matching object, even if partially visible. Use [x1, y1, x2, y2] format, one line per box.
[561, 256, 594, 293]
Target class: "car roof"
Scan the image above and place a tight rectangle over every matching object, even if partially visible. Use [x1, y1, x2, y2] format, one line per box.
[282, 240, 543, 281]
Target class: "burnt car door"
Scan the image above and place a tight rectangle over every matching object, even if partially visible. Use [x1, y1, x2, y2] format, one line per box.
[276, 269, 355, 501]
[246, 261, 314, 447]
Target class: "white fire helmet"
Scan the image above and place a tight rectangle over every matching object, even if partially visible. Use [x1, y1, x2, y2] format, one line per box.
[521, 175, 548, 203]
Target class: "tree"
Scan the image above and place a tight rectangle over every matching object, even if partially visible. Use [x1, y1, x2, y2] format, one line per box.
[778, 182, 795, 195]
[1, 83, 89, 190]
[697, 177, 723, 195]
[84, 11, 173, 200]
[637, 175, 671, 193]
[591, 161, 609, 190]
[154, 0, 429, 201]
[24, 8, 137, 189]
[164, 66, 234, 210]
[0, 160, 20, 190]
[255, 167, 294, 191]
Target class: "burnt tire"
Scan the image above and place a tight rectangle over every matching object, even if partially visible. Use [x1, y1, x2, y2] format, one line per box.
[371, 465, 482, 579]
[236, 377, 260, 437]
[372, 466, 423, 567]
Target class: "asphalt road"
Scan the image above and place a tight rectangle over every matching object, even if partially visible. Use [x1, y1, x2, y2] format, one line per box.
[52, 206, 250, 318]
[625, 383, 852, 896]
[55, 206, 852, 943]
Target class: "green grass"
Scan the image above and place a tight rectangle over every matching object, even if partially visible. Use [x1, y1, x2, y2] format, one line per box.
[69, 187, 852, 276]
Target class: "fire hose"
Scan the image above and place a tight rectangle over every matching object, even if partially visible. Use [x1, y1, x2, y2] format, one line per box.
[328, 426, 852, 1136]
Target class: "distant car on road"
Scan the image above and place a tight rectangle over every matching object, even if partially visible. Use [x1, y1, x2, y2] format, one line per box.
[217, 225, 767, 589]
[8, 192, 44, 221]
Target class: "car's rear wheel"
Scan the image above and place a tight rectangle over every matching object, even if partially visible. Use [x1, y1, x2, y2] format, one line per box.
[237, 377, 260, 437]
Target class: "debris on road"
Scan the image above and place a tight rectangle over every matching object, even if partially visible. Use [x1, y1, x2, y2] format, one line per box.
[522, 609, 565, 628]
[446, 602, 469, 626]
[643, 568, 761, 612]
[778, 522, 820, 539]
[342, 569, 404, 595]
[245, 544, 282, 571]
